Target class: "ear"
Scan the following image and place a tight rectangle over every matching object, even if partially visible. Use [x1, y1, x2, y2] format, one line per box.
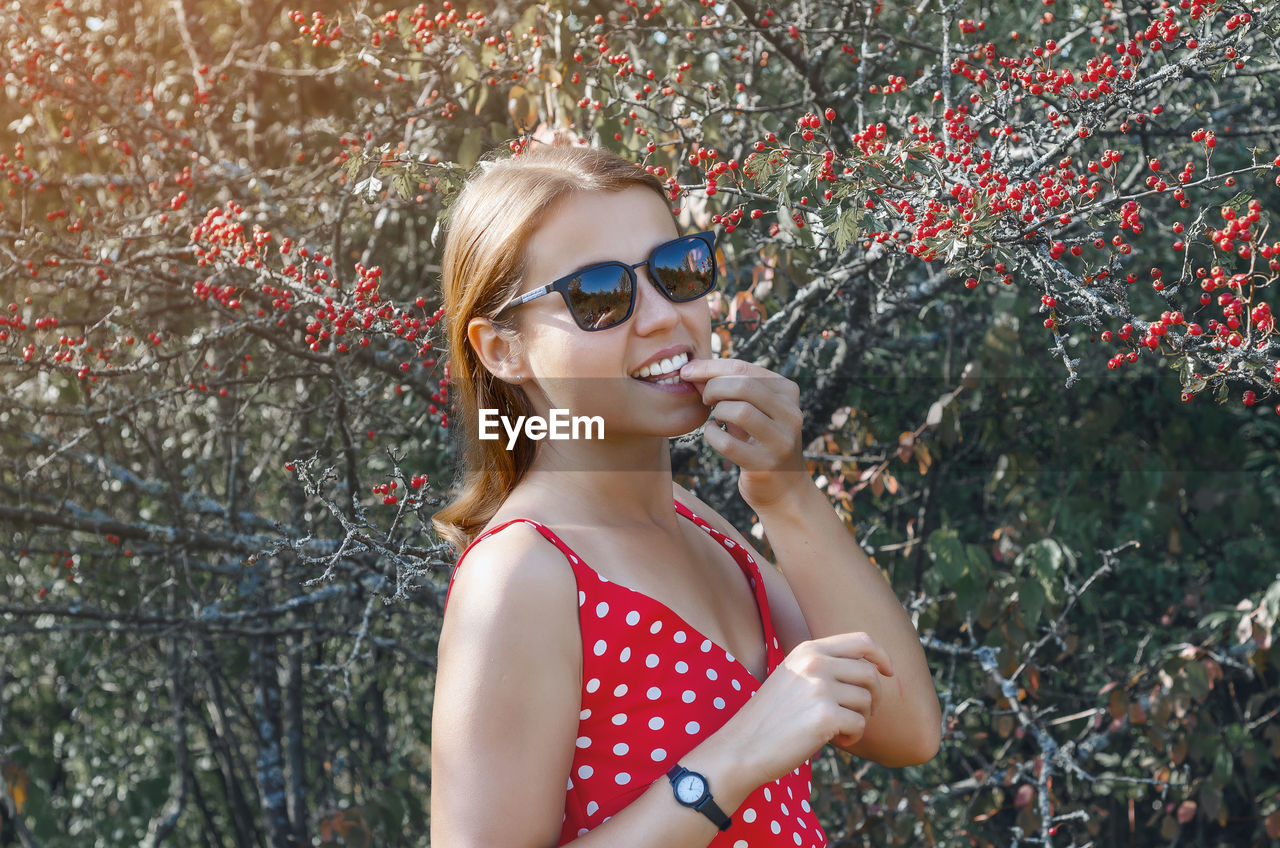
[467, 316, 527, 385]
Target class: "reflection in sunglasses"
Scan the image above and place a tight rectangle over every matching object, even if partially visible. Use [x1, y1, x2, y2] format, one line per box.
[569, 272, 631, 329]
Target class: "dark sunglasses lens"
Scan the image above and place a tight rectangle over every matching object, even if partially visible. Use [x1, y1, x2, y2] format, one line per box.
[651, 237, 716, 300]
[565, 265, 634, 330]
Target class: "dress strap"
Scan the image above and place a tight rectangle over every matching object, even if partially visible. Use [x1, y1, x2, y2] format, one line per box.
[444, 516, 594, 612]
[671, 498, 786, 672]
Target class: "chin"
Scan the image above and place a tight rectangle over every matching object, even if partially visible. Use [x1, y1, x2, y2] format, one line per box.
[662, 406, 714, 439]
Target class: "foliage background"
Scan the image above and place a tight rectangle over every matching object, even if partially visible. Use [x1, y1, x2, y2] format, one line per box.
[2, 0, 1279, 846]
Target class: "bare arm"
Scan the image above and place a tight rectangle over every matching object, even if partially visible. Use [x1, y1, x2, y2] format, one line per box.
[674, 479, 939, 766]
[431, 524, 580, 846]
[750, 480, 940, 765]
[678, 357, 942, 767]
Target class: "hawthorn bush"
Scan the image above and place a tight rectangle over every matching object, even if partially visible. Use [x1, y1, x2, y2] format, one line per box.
[2, 0, 1279, 845]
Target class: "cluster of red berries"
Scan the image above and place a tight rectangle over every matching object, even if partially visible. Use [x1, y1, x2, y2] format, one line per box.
[288, 10, 343, 48]
[1, 145, 38, 189]
[428, 362, 451, 426]
[795, 111, 829, 142]
[1208, 200, 1263, 258]
[869, 75, 908, 96]
[1189, 128, 1218, 149]
[191, 205, 277, 273]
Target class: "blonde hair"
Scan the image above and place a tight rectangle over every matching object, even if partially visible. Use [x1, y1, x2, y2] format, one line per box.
[430, 145, 669, 554]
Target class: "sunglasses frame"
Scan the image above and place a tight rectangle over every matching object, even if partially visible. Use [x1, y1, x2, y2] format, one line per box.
[493, 230, 718, 331]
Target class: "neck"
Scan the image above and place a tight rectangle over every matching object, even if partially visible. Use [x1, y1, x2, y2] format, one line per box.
[518, 434, 683, 530]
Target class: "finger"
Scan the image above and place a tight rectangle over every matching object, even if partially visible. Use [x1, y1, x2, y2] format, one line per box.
[830, 727, 866, 749]
[699, 375, 801, 423]
[700, 414, 751, 463]
[830, 656, 885, 689]
[830, 705, 868, 745]
[702, 412, 792, 470]
[678, 356, 756, 383]
[706, 409, 803, 473]
[832, 662, 882, 716]
[709, 400, 773, 442]
[701, 415, 779, 469]
[831, 680, 875, 718]
[816, 632, 895, 678]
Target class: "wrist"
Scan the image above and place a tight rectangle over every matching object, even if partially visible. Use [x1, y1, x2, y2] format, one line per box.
[676, 726, 757, 815]
[745, 470, 827, 517]
[667, 765, 732, 831]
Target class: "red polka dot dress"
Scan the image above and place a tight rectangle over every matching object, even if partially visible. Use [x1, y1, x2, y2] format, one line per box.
[447, 498, 827, 847]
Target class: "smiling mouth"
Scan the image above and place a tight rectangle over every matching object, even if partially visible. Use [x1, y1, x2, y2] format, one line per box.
[629, 351, 689, 385]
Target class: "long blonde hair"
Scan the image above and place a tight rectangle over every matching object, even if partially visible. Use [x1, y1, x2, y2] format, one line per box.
[431, 145, 670, 554]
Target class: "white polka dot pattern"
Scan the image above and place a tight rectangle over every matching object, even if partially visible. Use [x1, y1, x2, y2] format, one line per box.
[444, 498, 825, 847]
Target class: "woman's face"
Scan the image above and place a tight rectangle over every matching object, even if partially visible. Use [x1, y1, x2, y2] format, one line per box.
[510, 185, 714, 440]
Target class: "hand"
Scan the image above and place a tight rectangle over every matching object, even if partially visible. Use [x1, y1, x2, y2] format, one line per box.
[712, 632, 894, 786]
[678, 357, 810, 509]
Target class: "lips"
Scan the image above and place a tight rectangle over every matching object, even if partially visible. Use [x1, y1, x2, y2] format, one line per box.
[630, 351, 690, 384]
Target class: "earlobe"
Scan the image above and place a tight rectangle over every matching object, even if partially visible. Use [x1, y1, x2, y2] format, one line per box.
[467, 316, 527, 386]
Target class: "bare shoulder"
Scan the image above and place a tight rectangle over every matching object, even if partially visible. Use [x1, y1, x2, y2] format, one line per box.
[444, 518, 579, 642]
[432, 520, 582, 846]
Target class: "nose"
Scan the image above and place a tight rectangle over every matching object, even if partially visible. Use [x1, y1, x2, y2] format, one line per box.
[629, 264, 681, 335]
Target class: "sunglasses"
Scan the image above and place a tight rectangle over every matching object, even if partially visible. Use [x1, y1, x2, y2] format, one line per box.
[493, 231, 718, 331]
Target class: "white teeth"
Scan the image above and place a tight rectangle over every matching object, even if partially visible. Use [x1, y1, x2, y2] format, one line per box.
[631, 351, 689, 380]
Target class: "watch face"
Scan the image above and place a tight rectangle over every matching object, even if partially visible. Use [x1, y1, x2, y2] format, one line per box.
[675, 773, 706, 804]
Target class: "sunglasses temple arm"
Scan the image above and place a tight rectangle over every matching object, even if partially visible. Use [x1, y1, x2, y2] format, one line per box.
[495, 284, 554, 317]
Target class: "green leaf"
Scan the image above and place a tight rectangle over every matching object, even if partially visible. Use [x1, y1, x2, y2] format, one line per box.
[1212, 745, 1233, 783]
[457, 133, 483, 170]
[833, 208, 861, 252]
[343, 149, 365, 183]
[392, 172, 412, 200]
[928, 528, 966, 586]
[1019, 577, 1047, 627]
[746, 152, 774, 187]
[966, 544, 992, 579]
[1015, 539, 1065, 602]
[452, 53, 477, 90]
[1182, 660, 1210, 700]
[955, 574, 987, 614]
[472, 82, 490, 116]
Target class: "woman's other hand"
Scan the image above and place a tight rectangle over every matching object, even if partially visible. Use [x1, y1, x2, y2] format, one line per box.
[702, 631, 895, 787]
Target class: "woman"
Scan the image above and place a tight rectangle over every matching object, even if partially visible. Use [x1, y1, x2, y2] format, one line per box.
[430, 145, 940, 847]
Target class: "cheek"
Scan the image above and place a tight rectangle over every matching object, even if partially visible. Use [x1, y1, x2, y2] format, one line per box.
[685, 302, 713, 340]
[526, 332, 624, 400]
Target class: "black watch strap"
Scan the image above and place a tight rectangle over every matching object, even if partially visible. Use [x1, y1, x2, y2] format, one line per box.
[666, 765, 732, 832]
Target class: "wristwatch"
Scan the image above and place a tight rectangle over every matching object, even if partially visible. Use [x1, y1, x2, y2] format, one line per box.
[666, 764, 732, 831]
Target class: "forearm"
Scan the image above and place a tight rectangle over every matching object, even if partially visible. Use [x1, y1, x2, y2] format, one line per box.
[433, 725, 759, 848]
[563, 731, 755, 848]
[754, 476, 941, 764]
